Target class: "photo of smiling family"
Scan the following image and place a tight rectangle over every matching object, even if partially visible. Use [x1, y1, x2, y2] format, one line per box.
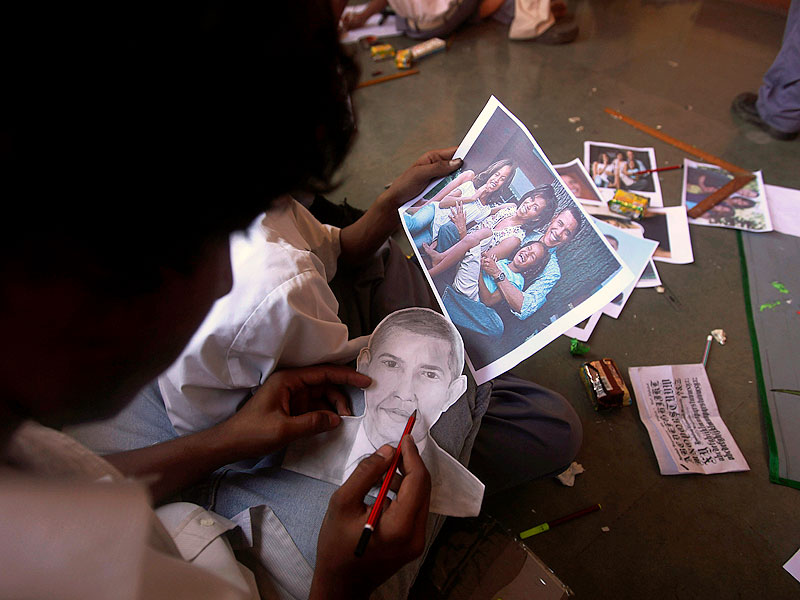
[400, 98, 633, 383]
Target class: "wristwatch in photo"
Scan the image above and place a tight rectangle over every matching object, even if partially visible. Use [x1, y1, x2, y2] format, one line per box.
[494, 272, 506, 283]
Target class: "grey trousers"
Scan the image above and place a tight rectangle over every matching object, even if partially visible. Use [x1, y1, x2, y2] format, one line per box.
[757, 0, 800, 133]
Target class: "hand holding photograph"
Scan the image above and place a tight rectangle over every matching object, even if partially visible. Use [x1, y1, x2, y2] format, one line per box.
[399, 97, 634, 384]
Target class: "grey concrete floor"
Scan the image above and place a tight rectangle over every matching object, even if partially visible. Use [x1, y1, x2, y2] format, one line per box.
[335, 1, 800, 598]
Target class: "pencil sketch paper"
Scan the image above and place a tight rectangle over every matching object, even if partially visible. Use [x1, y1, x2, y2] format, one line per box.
[399, 97, 633, 384]
[682, 159, 772, 233]
[629, 363, 750, 475]
[583, 141, 664, 208]
[281, 307, 485, 517]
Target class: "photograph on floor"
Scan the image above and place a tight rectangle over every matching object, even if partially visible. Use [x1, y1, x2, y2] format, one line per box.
[583, 141, 664, 207]
[593, 219, 659, 319]
[584, 204, 694, 265]
[282, 307, 485, 518]
[399, 97, 632, 384]
[682, 159, 772, 232]
[554, 158, 605, 205]
[563, 310, 603, 343]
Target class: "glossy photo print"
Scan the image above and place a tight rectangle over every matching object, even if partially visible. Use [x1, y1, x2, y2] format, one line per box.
[399, 97, 633, 383]
[584, 141, 664, 207]
[682, 159, 772, 232]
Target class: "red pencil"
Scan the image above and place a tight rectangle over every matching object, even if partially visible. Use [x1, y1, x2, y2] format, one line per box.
[354, 409, 417, 557]
[637, 164, 683, 175]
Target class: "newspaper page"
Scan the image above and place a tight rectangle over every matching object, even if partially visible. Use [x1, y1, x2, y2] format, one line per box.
[629, 364, 749, 475]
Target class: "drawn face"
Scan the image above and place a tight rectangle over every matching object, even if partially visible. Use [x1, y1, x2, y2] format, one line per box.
[543, 210, 579, 247]
[511, 241, 546, 272]
[360, 330, 456, 449]
[487, 165, 513, 191]
[517, 194, 547, 221]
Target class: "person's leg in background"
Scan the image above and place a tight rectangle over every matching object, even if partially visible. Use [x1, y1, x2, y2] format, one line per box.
[732, 0, 800, 141]
[488, 0, 579, 45]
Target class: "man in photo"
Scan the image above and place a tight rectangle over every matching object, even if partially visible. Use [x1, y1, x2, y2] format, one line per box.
[494, 205, 584, 320]
[282, 308, 485, 518]
[620, 149, 653, 192]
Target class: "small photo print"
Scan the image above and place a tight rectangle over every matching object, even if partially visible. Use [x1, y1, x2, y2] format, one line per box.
[583, 141, 664, 207]
[682, 159, 772, 233]
[554, 158, 604, 205]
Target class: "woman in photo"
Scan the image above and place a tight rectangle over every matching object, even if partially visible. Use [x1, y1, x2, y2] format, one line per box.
[404, 158, 516, 246]
[428, 158, 517, 207]
[421, 185, 557, 277]
[592, 151, 617, 188]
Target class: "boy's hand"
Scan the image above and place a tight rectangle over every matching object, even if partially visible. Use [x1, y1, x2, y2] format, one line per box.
[310, 437, 431, 599]
[380, 148, 462, 210]
[218, 365, 372, 458]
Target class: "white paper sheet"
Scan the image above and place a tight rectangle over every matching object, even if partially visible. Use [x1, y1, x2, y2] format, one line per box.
[765, 184, 800, 238]
[784, 547, 800, 583]
[339, 7, 401, 43]
[282, 308, 485, 517]
[629, 363, 749, 475]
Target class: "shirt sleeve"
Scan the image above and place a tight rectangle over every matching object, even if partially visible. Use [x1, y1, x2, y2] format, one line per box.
[511, 253, 561, 320]
[229, 268, 367, 377]
[288, 200, 342, 282]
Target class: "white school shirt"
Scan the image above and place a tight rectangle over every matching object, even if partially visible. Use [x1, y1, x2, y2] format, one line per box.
[159, 196, 369, 435]
[1, 421, 260, 600]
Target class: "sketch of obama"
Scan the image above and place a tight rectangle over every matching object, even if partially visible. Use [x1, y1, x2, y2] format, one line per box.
[282, 307, 485, 517]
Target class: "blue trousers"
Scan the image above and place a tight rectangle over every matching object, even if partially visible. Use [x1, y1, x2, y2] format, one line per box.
[403, 203, 435, 248]
[757, 0, 800, 133]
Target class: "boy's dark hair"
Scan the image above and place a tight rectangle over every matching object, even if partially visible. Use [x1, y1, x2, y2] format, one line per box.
[2, 2, 358, 293]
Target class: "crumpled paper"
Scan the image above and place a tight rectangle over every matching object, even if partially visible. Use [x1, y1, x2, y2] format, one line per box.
[556, 461, 585, 487]
[711, 329, 727, 345]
